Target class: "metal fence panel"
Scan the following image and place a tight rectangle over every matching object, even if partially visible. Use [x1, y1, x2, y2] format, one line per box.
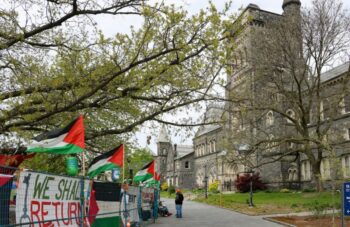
[0, 173, 14, 225]
[0, 165, 159, 227]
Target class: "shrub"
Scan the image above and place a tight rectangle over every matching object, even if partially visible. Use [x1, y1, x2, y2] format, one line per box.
[209, 180, 220, 193]
[302, 188, 316, 193]
[192, 188, 204, 194]
[280, 188, 290, 193]
[291, 203, 298, 208]
[235, 172, 267, 193]
[161, 182, 168, 191]
[306, 201, 329, 217]
[168, 185, 176, 196]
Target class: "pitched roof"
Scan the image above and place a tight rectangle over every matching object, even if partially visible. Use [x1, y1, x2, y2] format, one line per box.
[195, 105, 223, 137]
[321, 62, 350, 82]
[175, 145, 193, 160]
[157, 125, 170, 143]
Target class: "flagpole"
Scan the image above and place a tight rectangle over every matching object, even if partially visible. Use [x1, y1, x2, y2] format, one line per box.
[82, 152, 86, 176]
[122, 144, 125, 183]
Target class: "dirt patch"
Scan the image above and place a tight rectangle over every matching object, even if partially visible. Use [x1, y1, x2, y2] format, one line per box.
[271, 216, 350, 227]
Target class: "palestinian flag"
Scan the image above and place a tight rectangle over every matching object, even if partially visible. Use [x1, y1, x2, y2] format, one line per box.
[88, 145, 124, 178]
[91, 182, 122, 227]
[144, 172, 160, 187]
[0, 174, 13, 225]
[26, 115, 85, 154]
[133, 160, 155, 182]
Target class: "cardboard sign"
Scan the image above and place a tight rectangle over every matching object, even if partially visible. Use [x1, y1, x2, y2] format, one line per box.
[120, 186, 140, 225]
[16, 171, 89, 226]
[141, 187, 154, 211]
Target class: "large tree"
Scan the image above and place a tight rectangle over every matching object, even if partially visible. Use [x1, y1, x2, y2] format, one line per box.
[225, 0, 350, 191]
[0, 1, 233, 152]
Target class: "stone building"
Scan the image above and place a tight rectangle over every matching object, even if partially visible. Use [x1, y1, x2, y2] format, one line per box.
[155, 0, 350, 191]
[225, 0, 350, 190]
[155, 125, 195, 189]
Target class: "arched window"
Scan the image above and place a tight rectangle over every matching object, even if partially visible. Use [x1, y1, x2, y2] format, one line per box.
[320, 158, 331, 179]
[301, 160, 311, 180]
[266, 111, 274, 126]
[342, 155, 350, 178]
[268, 134, 278, 152]
[159, 148, 166, 156]
[238, 50, 243, 66]
[286, 109, 295, 124]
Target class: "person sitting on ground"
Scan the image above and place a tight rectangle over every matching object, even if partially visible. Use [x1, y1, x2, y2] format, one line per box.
[158, 201, 172, 217]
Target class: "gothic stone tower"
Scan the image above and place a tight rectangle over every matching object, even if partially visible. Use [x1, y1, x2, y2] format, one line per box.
[156, 125, 172, 182]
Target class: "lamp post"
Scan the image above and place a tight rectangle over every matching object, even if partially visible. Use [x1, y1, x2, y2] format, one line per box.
[247, 170, 254, 207]
[204, 164, 208, 199]
[237, 144, 254, 207]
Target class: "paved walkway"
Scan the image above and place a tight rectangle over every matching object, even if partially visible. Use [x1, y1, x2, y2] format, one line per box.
[152, 198, 282, 227]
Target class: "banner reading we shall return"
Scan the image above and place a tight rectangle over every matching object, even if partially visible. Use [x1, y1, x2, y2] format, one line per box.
[16, 171, 90, 227]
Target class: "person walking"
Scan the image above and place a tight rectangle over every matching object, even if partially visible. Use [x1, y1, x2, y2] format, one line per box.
[175, 188, 184, 218]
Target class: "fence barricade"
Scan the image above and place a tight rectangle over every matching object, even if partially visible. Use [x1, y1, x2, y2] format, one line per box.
[0, 165, 159, 227]
[90, 181, 122, 226]
[0, 166, 15, 226]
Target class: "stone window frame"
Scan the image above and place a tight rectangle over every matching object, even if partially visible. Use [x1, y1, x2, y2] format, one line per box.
[268, 134, 278, 152]
[185, 161, 190, 169]
[286, 109, 295, 124]
[287, 141, 295, 149]
[266, 111, 274, 126]
[212, 140, 216, 153]
[320, 100, 324, 121]
[344, 94, 350, 113]
[301, 160, 311, 181]
[320, 158, 331, 180]
[343, 155, 350, 178]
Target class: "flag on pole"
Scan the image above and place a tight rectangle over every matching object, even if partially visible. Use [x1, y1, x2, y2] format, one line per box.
[144, 172, 160, 187]
[87, 144, 124, 178]
[88, 189, 99, 225]
[26, 115, 85, 154]
[133, 160, 155, 182]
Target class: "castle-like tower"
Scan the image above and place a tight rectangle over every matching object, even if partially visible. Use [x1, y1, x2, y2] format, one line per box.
[282, 0, 301, 15]
[156, 125, 172, 182]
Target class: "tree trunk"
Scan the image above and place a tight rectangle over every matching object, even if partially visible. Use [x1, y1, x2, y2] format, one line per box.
[312, 161, 323, 192]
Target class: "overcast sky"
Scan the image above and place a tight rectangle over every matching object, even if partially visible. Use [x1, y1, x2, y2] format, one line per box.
[95, 0, 350, 154]
[95, 0, 334, 38]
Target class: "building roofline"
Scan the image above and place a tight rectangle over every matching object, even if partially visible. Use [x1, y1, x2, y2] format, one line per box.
[175, 151, 194, 160]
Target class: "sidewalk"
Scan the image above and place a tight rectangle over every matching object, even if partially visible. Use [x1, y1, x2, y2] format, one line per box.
[152, 198, 281, 227]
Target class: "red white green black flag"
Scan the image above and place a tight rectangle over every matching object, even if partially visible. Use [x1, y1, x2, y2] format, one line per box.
[87, 144, 124, 178]
[26, 115, 85, 154]
[133, 160, 155, 182]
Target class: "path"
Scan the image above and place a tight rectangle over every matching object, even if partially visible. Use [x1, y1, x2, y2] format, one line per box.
[151, 198, 282, 227]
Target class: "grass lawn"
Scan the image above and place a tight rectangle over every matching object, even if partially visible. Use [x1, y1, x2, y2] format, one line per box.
[160, 191, 176, 199]
[194, 191, 341, 215]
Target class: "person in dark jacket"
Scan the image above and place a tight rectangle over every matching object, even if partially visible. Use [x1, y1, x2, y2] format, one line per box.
[175, 188, 184, 218]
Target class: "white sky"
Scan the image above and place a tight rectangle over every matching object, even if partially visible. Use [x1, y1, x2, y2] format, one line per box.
[95, 0, 350, 154]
